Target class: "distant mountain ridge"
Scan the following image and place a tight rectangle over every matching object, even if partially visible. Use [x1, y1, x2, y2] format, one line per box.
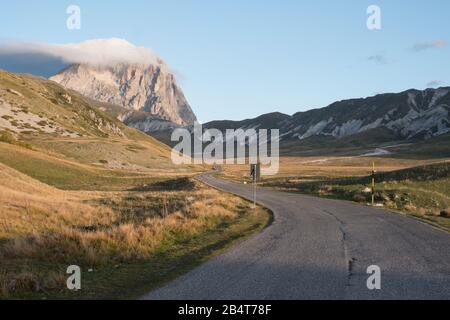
[47, 60, 449, 155]
[50, 63, 197, 126]
[203, 87, 450, 142]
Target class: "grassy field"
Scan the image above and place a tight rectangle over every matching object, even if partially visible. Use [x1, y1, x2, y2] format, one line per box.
[0, 134, 268, 300]
[219, 156, 442, 182]
[0, 142, 202, 190]
[219, 156, 450, 231]
[0, 117, 268, 300]
[0, 162, 270, 299]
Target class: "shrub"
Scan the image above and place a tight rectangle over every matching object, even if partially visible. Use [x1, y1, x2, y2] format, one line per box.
[352, 193, 367, 203]
[0, 131, 16, 144]
[440, 208, 450, 218]
[0, 131, 32, 149]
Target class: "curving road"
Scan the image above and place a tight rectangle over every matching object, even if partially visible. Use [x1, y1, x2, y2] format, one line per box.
[143, 173, 450, 300]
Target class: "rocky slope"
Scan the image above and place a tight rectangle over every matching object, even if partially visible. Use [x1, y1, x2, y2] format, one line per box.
[204, 87, 450, 142]
[50, 63, 197, 126]
[140, 87, 450, 156]
[0, 70, 126, 139]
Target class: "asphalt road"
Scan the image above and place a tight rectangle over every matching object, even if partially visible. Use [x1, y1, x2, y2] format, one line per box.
[143, 173, 450, 300]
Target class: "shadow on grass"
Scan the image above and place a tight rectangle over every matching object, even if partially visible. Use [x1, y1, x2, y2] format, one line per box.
[128, 177, 196, 192]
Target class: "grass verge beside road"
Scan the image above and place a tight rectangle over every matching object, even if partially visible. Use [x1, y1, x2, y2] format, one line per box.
[0, 161, 271, 299]
[217, 158, 450, 232]
[261, 162, 450, 231]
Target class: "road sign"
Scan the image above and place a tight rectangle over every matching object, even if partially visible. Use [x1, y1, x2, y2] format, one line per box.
[250, 163, 261, 182]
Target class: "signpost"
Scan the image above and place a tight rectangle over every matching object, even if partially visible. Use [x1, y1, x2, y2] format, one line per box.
[250, 163, 260, 209]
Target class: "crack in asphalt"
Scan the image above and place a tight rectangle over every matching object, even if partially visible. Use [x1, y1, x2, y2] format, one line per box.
[321, 209, 356, 287]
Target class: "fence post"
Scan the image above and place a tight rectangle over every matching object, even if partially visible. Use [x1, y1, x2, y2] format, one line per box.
[371, 162, 376, 206]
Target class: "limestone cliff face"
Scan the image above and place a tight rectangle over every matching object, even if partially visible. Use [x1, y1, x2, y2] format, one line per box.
[50, 63, 197, 126]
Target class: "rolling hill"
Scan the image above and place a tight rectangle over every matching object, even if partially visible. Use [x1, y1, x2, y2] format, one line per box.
[0, 69, 202, 188]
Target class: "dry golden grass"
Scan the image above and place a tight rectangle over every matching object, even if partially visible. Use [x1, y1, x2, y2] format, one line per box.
[0, 70, 263, 298]
[0, 163, 249, 298]
[220, 156, 444, 181]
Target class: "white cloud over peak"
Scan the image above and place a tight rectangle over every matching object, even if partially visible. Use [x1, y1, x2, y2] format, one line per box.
[0, 38, 162, 66]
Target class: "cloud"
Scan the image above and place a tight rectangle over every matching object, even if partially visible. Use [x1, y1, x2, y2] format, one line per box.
[0, 38, 161, 66]
[411, 40, 447, 52]
[367, 54, 389, 64]
[426, 80, 442, 88]
[0, 38, 164, 77]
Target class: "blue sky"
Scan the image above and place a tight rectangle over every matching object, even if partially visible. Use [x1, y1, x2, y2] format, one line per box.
[0, 0, 449, 122]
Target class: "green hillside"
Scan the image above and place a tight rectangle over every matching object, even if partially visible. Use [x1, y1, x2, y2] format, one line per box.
[0, 69, 203, 188]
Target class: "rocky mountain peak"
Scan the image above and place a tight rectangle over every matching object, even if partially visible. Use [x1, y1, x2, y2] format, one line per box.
[50, 62, 197, 126]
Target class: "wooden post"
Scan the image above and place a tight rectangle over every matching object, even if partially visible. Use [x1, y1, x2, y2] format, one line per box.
[250, 164, 257, 209]
[371, 162, 375, 206]
[253, 171, 256, 209]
